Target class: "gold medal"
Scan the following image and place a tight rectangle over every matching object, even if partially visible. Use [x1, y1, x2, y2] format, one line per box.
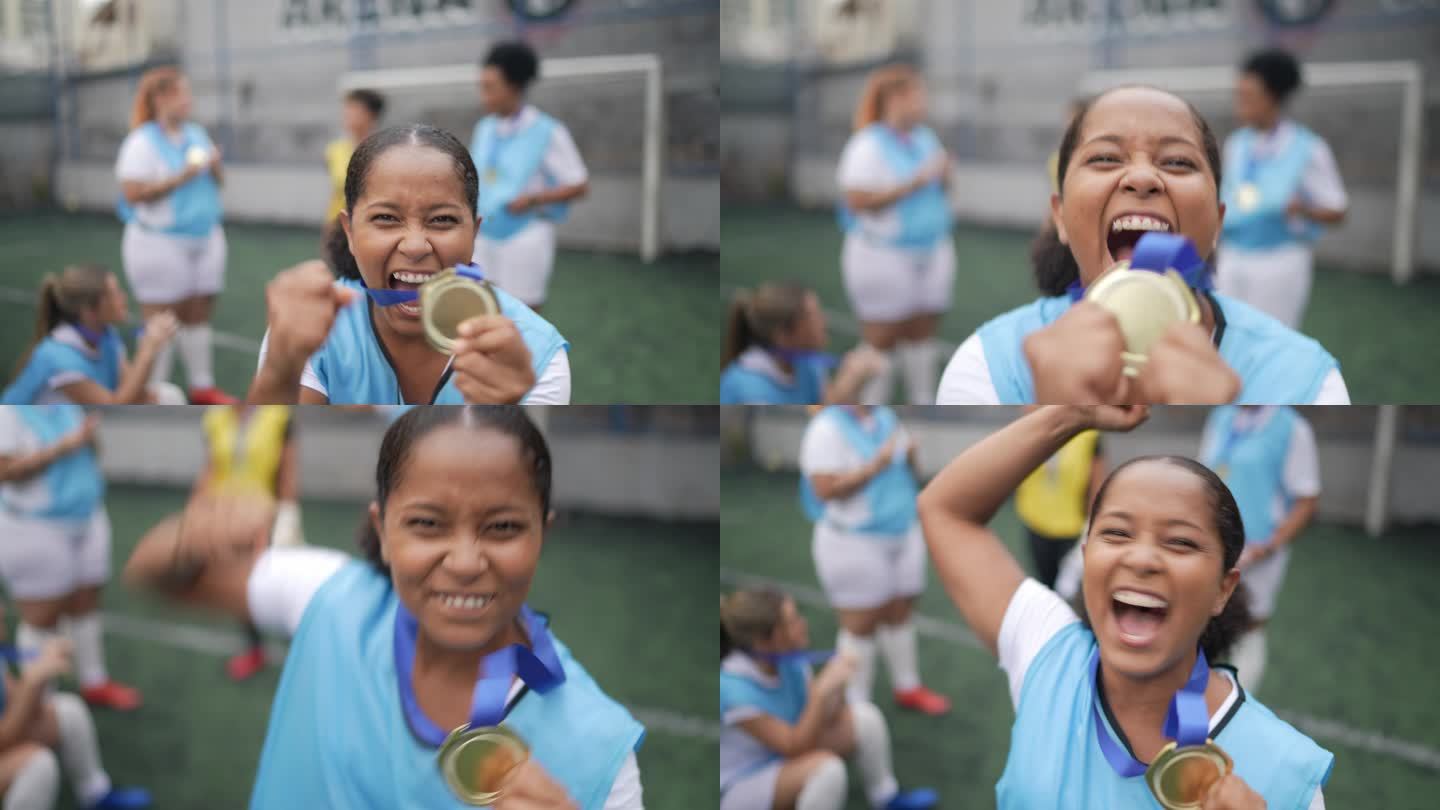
[185, 146, 209, 168]
[1084, 261, 1201, 377]
[419, 267, 502, 355]
[437, 724, 530, 806]
[1235, 183, 1260, 212]
[1145, 739, 1233, 809]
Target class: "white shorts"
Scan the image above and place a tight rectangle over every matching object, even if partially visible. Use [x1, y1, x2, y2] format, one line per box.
[720, 760, 781, 810]
[473, 220, 557, 307]
[1241, 544, 1292, 620]
[122, 223, 227, 305]
[812, 522, 927, 610]
[842, 233, 955, 323]
[1214, 244, 1313, 329]
[0, 509, 112, 600]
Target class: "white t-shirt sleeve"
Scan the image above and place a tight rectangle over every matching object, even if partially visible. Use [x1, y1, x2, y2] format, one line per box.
[542, 123, 588, 187]
[0, 408, 24, 455]
[1311, 368, 1349, 405]
[1309, 788, 1326, 810]
[836, 132, 892, 192]
[996, 578, 1081, 708]
[256, 330, 327, 399]
[245, 546, 351, 637]
[115, 131, 165, 183]
[937, 333, 1001, 405]
[1300, 139, 1348, 211]
[1283, 415, 1321, 499]
[600, 753, 643, 810]
[519, 349, 571, 405]
[798, 416, 851, 475]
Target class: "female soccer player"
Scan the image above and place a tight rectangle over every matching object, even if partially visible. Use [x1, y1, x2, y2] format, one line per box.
[918, 405, 1331, 809]
[836, 65, 953, 405]
[936, 85, 1349, 405]
[115, 66, 236, 405]
[250, 125, 570, 405]
[125, 406, 643, 808]
[1198, 405, 1319, 696]
[799, 406, 948, 716]
[325, 89, 386, 227]
[720, 587, 937, 810]
[3, 266, 182, 405]
[1015, 426, 1105, 589]
[0, 406, 143, 712]
[720, 284, 883, 405]
[1216, 49, 1348, 329]
[470, 41, 589, 313]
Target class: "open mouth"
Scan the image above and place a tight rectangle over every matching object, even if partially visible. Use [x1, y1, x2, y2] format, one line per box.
[431, 590, 495, 615]
[1111, 588, 1170, 648]
[388, 270, 438, 317]
[1105, 213, 1173, 265]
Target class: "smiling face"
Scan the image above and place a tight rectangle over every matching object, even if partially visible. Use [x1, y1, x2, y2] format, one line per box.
[1052, 87, 1224, 287]
[1233, 72, 1278, 130]
[339, 143, 478, 337]
[371, 424, 546, 654]
[753, 597, 808, 655]
[1081, 460, 1239, 679]
[157, 76, 193, 122]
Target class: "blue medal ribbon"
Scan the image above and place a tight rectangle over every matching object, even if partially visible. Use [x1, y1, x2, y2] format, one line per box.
[1067, 232, 1212, 302]
[772, 349, 838, 371]
[367, 263, 488, 307]
[753, 649, 834, 666]
[0, 645, 37, 664]
[71, 323, 108, 347]
[393, 601, 566, 747]
[1089, 646, 1211, 778]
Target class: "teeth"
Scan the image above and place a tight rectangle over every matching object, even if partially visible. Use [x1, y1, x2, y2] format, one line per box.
[392, 271, 433, 284]
[1113, 589, 1168, 610]
[1110, 215, 1171, 233]
[437, 593, 490, 610]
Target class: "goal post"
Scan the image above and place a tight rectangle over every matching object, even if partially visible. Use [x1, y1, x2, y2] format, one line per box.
[339, 53, 664, 263]
[1079, 61, 1424, 284]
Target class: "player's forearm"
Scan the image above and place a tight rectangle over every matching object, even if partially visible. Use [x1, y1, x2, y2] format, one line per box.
[122, 175, 185, 204]
[114, 349, 162, 404]
[0, 676, 50, 749]
[1268, 496, 1318, 549]
[0, 442, 72, 483]
[534, 181, 586, 205]
[248, 359, 305, 405]
[810, 459, 885, 502]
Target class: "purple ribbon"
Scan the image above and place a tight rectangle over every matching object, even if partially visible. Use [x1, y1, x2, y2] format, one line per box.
[71, 323, 108, 346]
[0, 645, 37, 664]
[367, 263, 488, 307]
[772, 349, 839, 370]
[1068, 232, 1212, 302]
[1089, 646, 1210, 778]
[754, 649, 834, 666]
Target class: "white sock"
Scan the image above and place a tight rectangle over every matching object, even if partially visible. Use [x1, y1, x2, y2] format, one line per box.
[857, 346, 895, 405]
[836, 630, 877, 705]
[795, 754, 847, 810]
[1229, 627, 1268, 696]
[51, 692, 112, 804]
[2, 748, 59, 810]
[147, 339, 176, 388]
[876, 620, 921, 692]
[176, 324, 216, 389]
[64, 613, 109, 689]
[16, 622, 61, 679]
[896, 340, 939, 405]
[850, 700, 900, 808]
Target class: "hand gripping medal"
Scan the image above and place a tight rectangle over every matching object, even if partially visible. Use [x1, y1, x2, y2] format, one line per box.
[1090, 647, 1232, 809]
[365, 263, 501, 355]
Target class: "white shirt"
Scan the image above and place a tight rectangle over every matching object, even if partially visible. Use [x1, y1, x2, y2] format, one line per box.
[246, 547, 642, 809]
[1198, 406, 1321, 533]
[489, 105, 589, 196]
[255, 330, 572, 405]
[115, 124, 215, 231]
[996, 579, 1325, 809]
[1224, 121, 1348, 218]
[936, 332, 1350, 405]
[719, 651, 817, 790]
[836, 127, 907, 241]
[798, 409, 910, 533]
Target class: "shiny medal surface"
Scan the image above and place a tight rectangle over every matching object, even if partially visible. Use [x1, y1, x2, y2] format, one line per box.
[1235, 183, 1260, 212]
[420, 268, 501, 355]
[1145, 738, 1234, 809]
[437, 724, 530, 806]
[185, 146, 209, 168]
[1084, 260, 1200, 377]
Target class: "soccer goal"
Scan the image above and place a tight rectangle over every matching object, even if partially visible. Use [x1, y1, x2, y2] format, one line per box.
[1079, 61, 1424, 284]
[339, 53, 665, 263]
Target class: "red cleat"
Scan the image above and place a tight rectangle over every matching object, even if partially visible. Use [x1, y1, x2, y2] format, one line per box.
[81, 681, 142, 711]
[226, 647, 267, 682]
[189, 387, 239, 406]
[894, 686, 951, 716]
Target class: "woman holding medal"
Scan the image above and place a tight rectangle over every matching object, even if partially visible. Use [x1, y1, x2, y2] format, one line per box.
[836, 65, 953, 406]
[799, 406, 949, 716]
[721, 284, 885, 405]
[1216, 49, 1348, 329]
[719, 587, 938, 810]
[935, 85, 1349, 405]
[1198, 406, 1320, 697]
[917, 405, 1332, 809]
[249, 125, 570, 405]
[123, 406, 644, 809]
[470, 41, 589, 314]
[114, 66, 237, 406]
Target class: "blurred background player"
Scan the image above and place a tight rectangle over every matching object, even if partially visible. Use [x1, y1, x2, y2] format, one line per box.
[1217, 49, 1349, 330]
[193, 405, 302, 682]
[114, 67, 236, 406]
[325, 89, 386, 235]
[471, 40, 590, 315]
[1014, 423, 1105, 590]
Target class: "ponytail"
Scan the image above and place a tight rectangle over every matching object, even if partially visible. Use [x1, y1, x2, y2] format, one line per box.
[322, 214, 361, 280]
[722, 291, 756, 368]
[12, 266, 110, 383]
[852, 64, 919, 132]
[720, 283, 813, 368]
[720, 588, 788, 657]
[130, 66, 183, 130]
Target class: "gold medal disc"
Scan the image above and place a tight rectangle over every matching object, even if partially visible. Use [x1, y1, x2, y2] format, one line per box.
[1084, 263, 1200, 377]
[420, 268, 502, 355]
[185, 146, 209, 168]
[438, 724, 530, 806]
[1145, 739, 1233, 810]
[1235, 183, 1260, 212]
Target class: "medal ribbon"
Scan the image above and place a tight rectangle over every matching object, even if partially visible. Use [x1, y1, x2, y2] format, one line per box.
[367, 263, 487, 306]
[394, 601, 566, 747]
[753, 649, 834, 666]
[771, 349, 839, 371]
[1210, 411, 1259, 477]
[1089, 646, 1211, 778]
[0, 645, 36, 665]
[1067, 232, 1212, 302]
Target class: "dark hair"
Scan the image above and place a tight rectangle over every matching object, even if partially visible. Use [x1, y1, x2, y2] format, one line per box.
[1242, 48, 1302, 106]
[722, 283, 813, 367]
[344, 88, 386, 119]
[358, 406, 552, 575]
[1034, 86, 1224, 296]
[483, 41, 540, 91]
[13, 265, 111, 383]
[1076, 455, 1252, 661]
[720, 587, 788, 657]
[323, 124, 480, 281]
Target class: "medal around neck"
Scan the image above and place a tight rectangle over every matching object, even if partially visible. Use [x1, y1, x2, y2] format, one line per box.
[438, 723, 530, 806]
[1235, 183, 1260, 212]
[419, 265, 501, 355]
[1146, 738, 1233, 809]
[185, 146, 209, 168]
[1083, 232, 1206, 377]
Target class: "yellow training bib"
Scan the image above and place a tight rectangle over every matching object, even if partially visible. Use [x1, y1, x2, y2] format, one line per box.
[202, 406, 291, 496]
[1015, 430, 1100, 539]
